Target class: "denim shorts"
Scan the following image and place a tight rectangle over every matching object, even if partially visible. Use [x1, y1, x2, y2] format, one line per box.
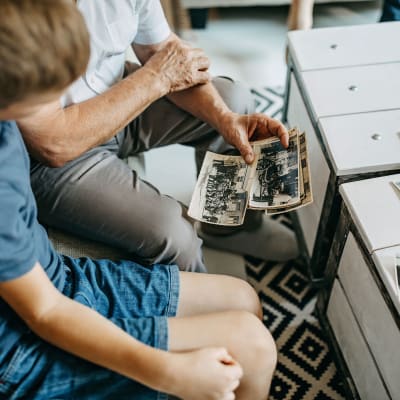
[0, 256, 180, 400]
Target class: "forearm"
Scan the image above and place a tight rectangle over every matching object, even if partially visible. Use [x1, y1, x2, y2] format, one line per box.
[168, 81, 232, 133]
[18, 67, 167, 167]
[30, 293, 173, 392]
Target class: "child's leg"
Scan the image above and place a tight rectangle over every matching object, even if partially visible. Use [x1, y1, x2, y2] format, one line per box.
[177, 272, 263, 319]
[169, 310, 277, 400]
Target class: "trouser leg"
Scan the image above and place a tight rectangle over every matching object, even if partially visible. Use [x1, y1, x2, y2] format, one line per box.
[31, 139, 205, 271]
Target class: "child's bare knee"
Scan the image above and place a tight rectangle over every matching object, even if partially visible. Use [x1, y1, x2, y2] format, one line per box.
[233, 280, 263, 319]
[233, 311, 277, 368]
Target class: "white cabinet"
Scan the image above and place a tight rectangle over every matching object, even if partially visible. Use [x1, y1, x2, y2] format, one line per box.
[284, 22, 400, 279]
[320, 175, 400, 400]
[288, 22, 400, 71]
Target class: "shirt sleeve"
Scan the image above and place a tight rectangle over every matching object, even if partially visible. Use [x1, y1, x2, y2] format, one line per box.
[0, 183, 37, 282]
[0, 128, 37, 282]
[134, 0, 171, 45]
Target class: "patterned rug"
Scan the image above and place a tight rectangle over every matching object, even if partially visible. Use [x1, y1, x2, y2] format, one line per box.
[249, 88, 346, 400]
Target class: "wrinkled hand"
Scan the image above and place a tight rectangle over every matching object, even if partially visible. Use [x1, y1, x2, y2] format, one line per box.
[218, 112, 289, 164]
[168, 347, 243, 400]
[145, 40, 211, 94]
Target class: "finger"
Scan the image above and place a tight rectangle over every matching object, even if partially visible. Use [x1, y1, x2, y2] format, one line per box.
[227, 379, 241, 392]
[194, 71, 212, 85]
[195, 56, 211, 71]
[221, 393, 235, 400]
[215, 347, 231, 362]
[229, 363, 244, 380]
[273, 121, 289, 148]
[236, 138, 254, 164]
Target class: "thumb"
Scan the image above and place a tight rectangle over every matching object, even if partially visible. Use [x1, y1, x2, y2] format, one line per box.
[215, 348, 235, 365]
[236, 140, 254, 164]
[239, 144, 254, 164]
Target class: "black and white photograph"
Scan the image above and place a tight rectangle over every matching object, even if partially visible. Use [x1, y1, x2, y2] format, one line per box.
[188, 152, 249, 226]
[188, 129, 312, 226]
[249, 133, 300, 209]
[266, 131, 313, 215]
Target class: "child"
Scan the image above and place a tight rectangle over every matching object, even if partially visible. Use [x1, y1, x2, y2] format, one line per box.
[0, 1, 277, 399]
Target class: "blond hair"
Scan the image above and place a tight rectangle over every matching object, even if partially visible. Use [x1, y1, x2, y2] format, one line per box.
[0, 0, 90, 108]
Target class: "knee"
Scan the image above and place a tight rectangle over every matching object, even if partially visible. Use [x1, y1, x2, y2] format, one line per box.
[232, 279, 263, 319]
[235, 311, 278, 371]
[150, 204, 202, 269]
[212, 76, 256, 115]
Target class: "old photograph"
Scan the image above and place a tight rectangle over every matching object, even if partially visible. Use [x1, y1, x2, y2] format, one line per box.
[188, 152, 250, 226]
[249, 132, 300, 209]
[266, 131, 313, 216]
[188, 128, 312, 226]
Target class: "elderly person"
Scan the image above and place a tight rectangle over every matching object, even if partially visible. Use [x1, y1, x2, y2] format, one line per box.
[20, 0, 296, 273]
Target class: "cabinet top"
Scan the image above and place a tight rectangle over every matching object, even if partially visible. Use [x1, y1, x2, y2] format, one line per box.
[340, 174, 400, 253]
[318, 110, 400, 176]
[300, 62, 400, 120]
[288, 21, 400, 71]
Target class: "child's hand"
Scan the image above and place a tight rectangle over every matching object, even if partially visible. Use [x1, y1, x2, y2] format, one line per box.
[168, 347, 243, 400]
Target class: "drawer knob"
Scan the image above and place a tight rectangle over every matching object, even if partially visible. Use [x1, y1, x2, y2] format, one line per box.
[348, 85, 358, 92]
[371, 133, 382, 141]
[330, 44, 338, 49]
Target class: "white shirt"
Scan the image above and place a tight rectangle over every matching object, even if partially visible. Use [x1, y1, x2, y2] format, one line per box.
[61, 0, 170, 107]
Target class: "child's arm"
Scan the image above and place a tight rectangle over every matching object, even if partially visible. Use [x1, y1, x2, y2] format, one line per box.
[0, 263, 242, 399]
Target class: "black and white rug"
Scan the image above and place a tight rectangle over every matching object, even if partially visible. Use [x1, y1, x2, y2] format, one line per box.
[249, 88, 346, 400]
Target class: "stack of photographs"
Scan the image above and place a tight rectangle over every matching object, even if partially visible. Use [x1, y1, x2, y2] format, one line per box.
[188, 127, 313, 226]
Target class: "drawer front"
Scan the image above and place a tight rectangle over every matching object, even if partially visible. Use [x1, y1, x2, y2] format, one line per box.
[301, 63, 400, 120]
[338, 233, 400, 398]
[372, 246, 400, 316]
[318, 110, 400, 176]
[287, 74, 330, 255]
[340, 174, 400, 253]
[288, 22, 400, 71]
[327, 280, 389, 400]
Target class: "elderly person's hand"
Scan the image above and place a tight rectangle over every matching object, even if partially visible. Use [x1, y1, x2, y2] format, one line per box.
[217, 112, 289, 164]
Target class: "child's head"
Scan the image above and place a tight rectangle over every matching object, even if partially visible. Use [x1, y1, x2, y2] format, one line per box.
[0, 0, 90, 119]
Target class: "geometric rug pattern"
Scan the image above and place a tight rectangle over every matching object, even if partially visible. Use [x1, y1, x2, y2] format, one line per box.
[246, 247, 346, 400]
[248, 89, 346, 399]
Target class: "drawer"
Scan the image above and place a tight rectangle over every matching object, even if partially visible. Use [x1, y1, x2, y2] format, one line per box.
[372, 246, 400, 315]
[287, 74, 330, 255]
[288, 21, 400, 71]
[327, 279, 389, 400]
[301, 63, 400, 120]
[338, 233, 400, 399]
[318, 110, 400, 176]
[340, 174, 400, 253]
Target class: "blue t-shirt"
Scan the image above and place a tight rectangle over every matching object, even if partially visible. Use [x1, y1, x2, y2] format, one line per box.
[0, 121, 63, 351]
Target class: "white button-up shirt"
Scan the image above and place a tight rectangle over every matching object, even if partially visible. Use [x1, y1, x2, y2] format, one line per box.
[61, 0, 170, 107]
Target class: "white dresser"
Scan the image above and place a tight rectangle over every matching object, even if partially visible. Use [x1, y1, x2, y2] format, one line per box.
[284, 21, 400, 280]
[318, 174, 400, 399]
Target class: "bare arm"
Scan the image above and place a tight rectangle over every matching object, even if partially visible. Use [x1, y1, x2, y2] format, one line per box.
[17, 35, 210, 167]
[0, 263, 243, 399]
[134, 34, 289, 164]
[0, 263, 173, 391]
